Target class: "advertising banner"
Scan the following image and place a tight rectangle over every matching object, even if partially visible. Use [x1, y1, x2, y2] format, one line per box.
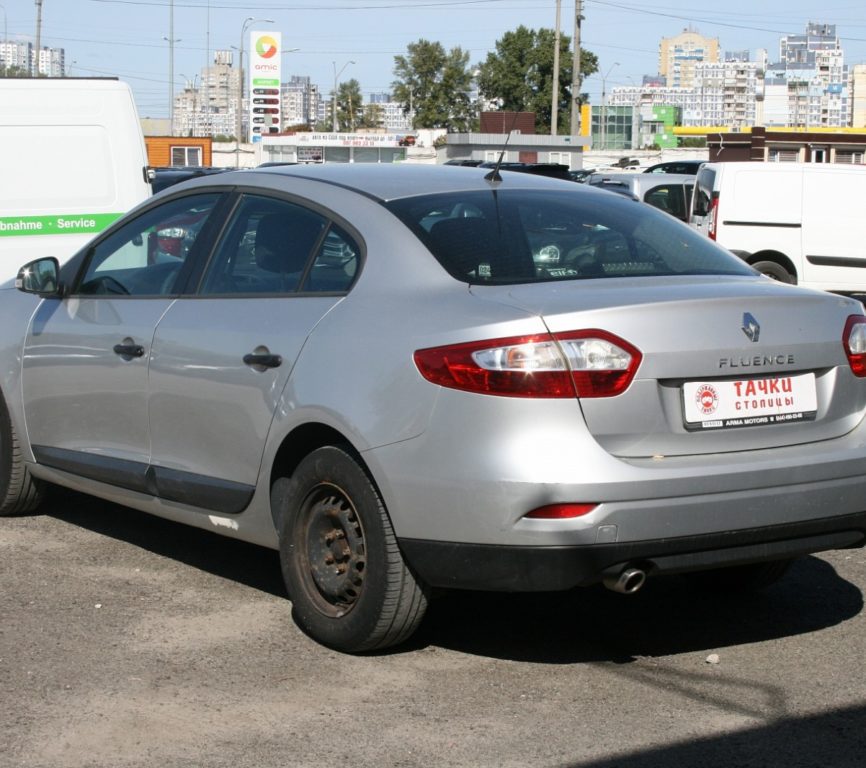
[249, 30, 282, 141]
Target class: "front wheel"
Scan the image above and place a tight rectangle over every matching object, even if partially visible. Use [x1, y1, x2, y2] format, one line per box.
[277, 446, 428, 653]
[0, 396, 44, 516]
[752, 260, 795, 284]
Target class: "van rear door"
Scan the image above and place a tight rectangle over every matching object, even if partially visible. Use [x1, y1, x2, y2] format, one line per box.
[690, 165, 717, 234]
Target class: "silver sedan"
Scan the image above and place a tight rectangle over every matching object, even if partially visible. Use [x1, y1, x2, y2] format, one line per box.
[3, 164, 866, 652]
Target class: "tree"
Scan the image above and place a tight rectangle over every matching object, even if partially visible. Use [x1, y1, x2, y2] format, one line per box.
[359, 103, 384, 131]
[1, 65, 38, 78]
[392, 39, 475, 131]
[336, 78, 363, 132]
[476, 26, 598, 134]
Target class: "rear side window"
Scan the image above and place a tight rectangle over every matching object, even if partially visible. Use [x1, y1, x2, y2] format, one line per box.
[386, 188, 751, 285]
[199, 194, 359, 295]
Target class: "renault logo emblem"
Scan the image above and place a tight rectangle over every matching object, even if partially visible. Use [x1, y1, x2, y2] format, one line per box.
[742, 313, 760, 342]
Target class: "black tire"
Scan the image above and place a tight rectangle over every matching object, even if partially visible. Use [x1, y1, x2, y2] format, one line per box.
[691, 558, 794, 592]
[0, 395, 44, 516]
[752, 260, 795, 284]
[277, 446, 428, 653]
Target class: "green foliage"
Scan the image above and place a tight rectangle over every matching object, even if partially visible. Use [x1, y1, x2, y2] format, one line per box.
[359, 103, 385, 131]
[475, 26, 598, 134]
[392, 39, 475, 131]
[0, 66, 39, 78]
[679, 136, 707, 148]
[335, 78, 364, 132]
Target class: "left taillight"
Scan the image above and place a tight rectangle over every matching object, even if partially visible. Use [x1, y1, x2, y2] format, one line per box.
[843, 315, 866, 376]
[413, 330, 641, 398]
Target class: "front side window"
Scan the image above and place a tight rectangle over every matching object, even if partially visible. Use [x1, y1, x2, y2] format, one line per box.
[76, 193, 220, 296]
[199, 195, 359, 295]
[386, 188, 752, 285]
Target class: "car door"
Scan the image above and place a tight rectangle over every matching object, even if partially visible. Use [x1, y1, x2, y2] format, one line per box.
[21, 192, 223, 490]
[146, 192, 360, 514]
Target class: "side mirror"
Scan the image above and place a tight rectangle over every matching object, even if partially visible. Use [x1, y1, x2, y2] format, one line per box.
[16, 257, 62, 297]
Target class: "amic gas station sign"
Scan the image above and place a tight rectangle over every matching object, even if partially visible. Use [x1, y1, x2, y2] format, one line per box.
[249, 31, 282, 141]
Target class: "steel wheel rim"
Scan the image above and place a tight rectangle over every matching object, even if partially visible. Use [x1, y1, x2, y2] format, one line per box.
[298, 482, 367, 617]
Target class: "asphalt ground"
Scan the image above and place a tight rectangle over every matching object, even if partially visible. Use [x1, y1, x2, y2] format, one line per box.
[2, 488, 865, 768]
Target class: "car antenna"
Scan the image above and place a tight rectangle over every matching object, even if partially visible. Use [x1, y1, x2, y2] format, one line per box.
[484, 111, 522, 183]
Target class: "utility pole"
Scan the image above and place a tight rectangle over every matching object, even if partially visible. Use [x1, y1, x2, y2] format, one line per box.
[551, 0, 561, 136]
[570, 0, 583, 136]
[34, 0, 43, 75]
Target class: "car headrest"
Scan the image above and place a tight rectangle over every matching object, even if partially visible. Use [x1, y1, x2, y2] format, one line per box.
[254, 212, 324, 274]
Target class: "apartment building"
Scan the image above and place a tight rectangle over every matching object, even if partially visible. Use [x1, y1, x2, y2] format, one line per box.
[607, 21, 855, 145]
[281, 76, 320, 129]
[172, 50, 240, 138]
[0, 41, 64, 75]
[658, 28, 719, 89]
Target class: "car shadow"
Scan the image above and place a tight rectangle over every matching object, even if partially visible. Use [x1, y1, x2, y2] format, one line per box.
[558, 702, 866, 768]
[47, 490, 863, 664]
[407, 555, 862, 663]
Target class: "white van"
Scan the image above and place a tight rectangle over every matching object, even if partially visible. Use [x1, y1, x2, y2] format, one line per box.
[0, 78, 151, 284]
[690, 161, 866, 292]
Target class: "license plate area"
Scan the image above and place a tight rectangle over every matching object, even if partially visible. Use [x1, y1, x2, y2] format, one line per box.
[683, 373, 818, 431]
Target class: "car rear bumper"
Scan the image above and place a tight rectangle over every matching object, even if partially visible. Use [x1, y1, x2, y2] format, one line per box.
[399, 511, 866, 591]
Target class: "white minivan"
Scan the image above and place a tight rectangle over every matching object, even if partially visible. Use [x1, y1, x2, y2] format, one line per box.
[690, 161, 866, 293]
[0, 78, 151, 284]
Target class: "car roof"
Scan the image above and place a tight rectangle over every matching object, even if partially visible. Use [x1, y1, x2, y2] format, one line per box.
[186, 162, 582, 203]
[643, 160, 704, 173]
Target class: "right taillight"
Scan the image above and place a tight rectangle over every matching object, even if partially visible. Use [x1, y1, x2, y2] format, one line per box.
[707, 195, 719, 240]
[843, 315, 866, 376]
[413, 330, 641, 398]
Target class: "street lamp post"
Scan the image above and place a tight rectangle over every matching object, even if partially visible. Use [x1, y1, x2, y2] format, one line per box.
[164, 35, 181, 134]
[236, 16, 274, 147]
[601, 61, 620, 151]
[164, 0, 180, 135]
[0, 4, 7, 78]
[332, 59, 355, 132]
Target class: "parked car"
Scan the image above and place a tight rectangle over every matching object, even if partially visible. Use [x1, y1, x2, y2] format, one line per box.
[478, 161, 572, 180]
[587, 172, 695, 221]
[447, 161, 573, 181]
[690, 161, 866, 292]
[150, 166, 231, 194]
[5, 164, 866, 653]
[568, 168, 596, 183]
[643, 160, 705, 175]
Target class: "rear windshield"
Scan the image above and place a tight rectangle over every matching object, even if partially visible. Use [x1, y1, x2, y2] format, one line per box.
[385, 187, 751, 285]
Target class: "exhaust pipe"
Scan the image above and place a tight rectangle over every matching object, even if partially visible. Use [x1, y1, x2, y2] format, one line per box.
[603, 566, 647, 595]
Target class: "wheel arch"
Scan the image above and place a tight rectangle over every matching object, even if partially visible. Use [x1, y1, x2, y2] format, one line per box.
[746, 250, 798, 282]
[268, 422, 376, 528]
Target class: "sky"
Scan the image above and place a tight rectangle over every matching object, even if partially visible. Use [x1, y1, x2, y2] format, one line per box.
[3, 0, 866, 119]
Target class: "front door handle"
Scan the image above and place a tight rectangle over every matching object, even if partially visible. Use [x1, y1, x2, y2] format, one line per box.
[113, 343, 145, 358]
[243, 352, 282, 369]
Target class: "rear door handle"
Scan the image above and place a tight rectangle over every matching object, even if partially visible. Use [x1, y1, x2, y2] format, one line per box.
[243, 353, 283, 369]
[113, 343, 145, 358]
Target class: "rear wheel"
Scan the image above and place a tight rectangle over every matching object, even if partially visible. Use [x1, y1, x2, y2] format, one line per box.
[752, 260, 795, 284]
[691, 559, 793, 592]
[277, 446, 428, 653]
[0, 396, 44, 516]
